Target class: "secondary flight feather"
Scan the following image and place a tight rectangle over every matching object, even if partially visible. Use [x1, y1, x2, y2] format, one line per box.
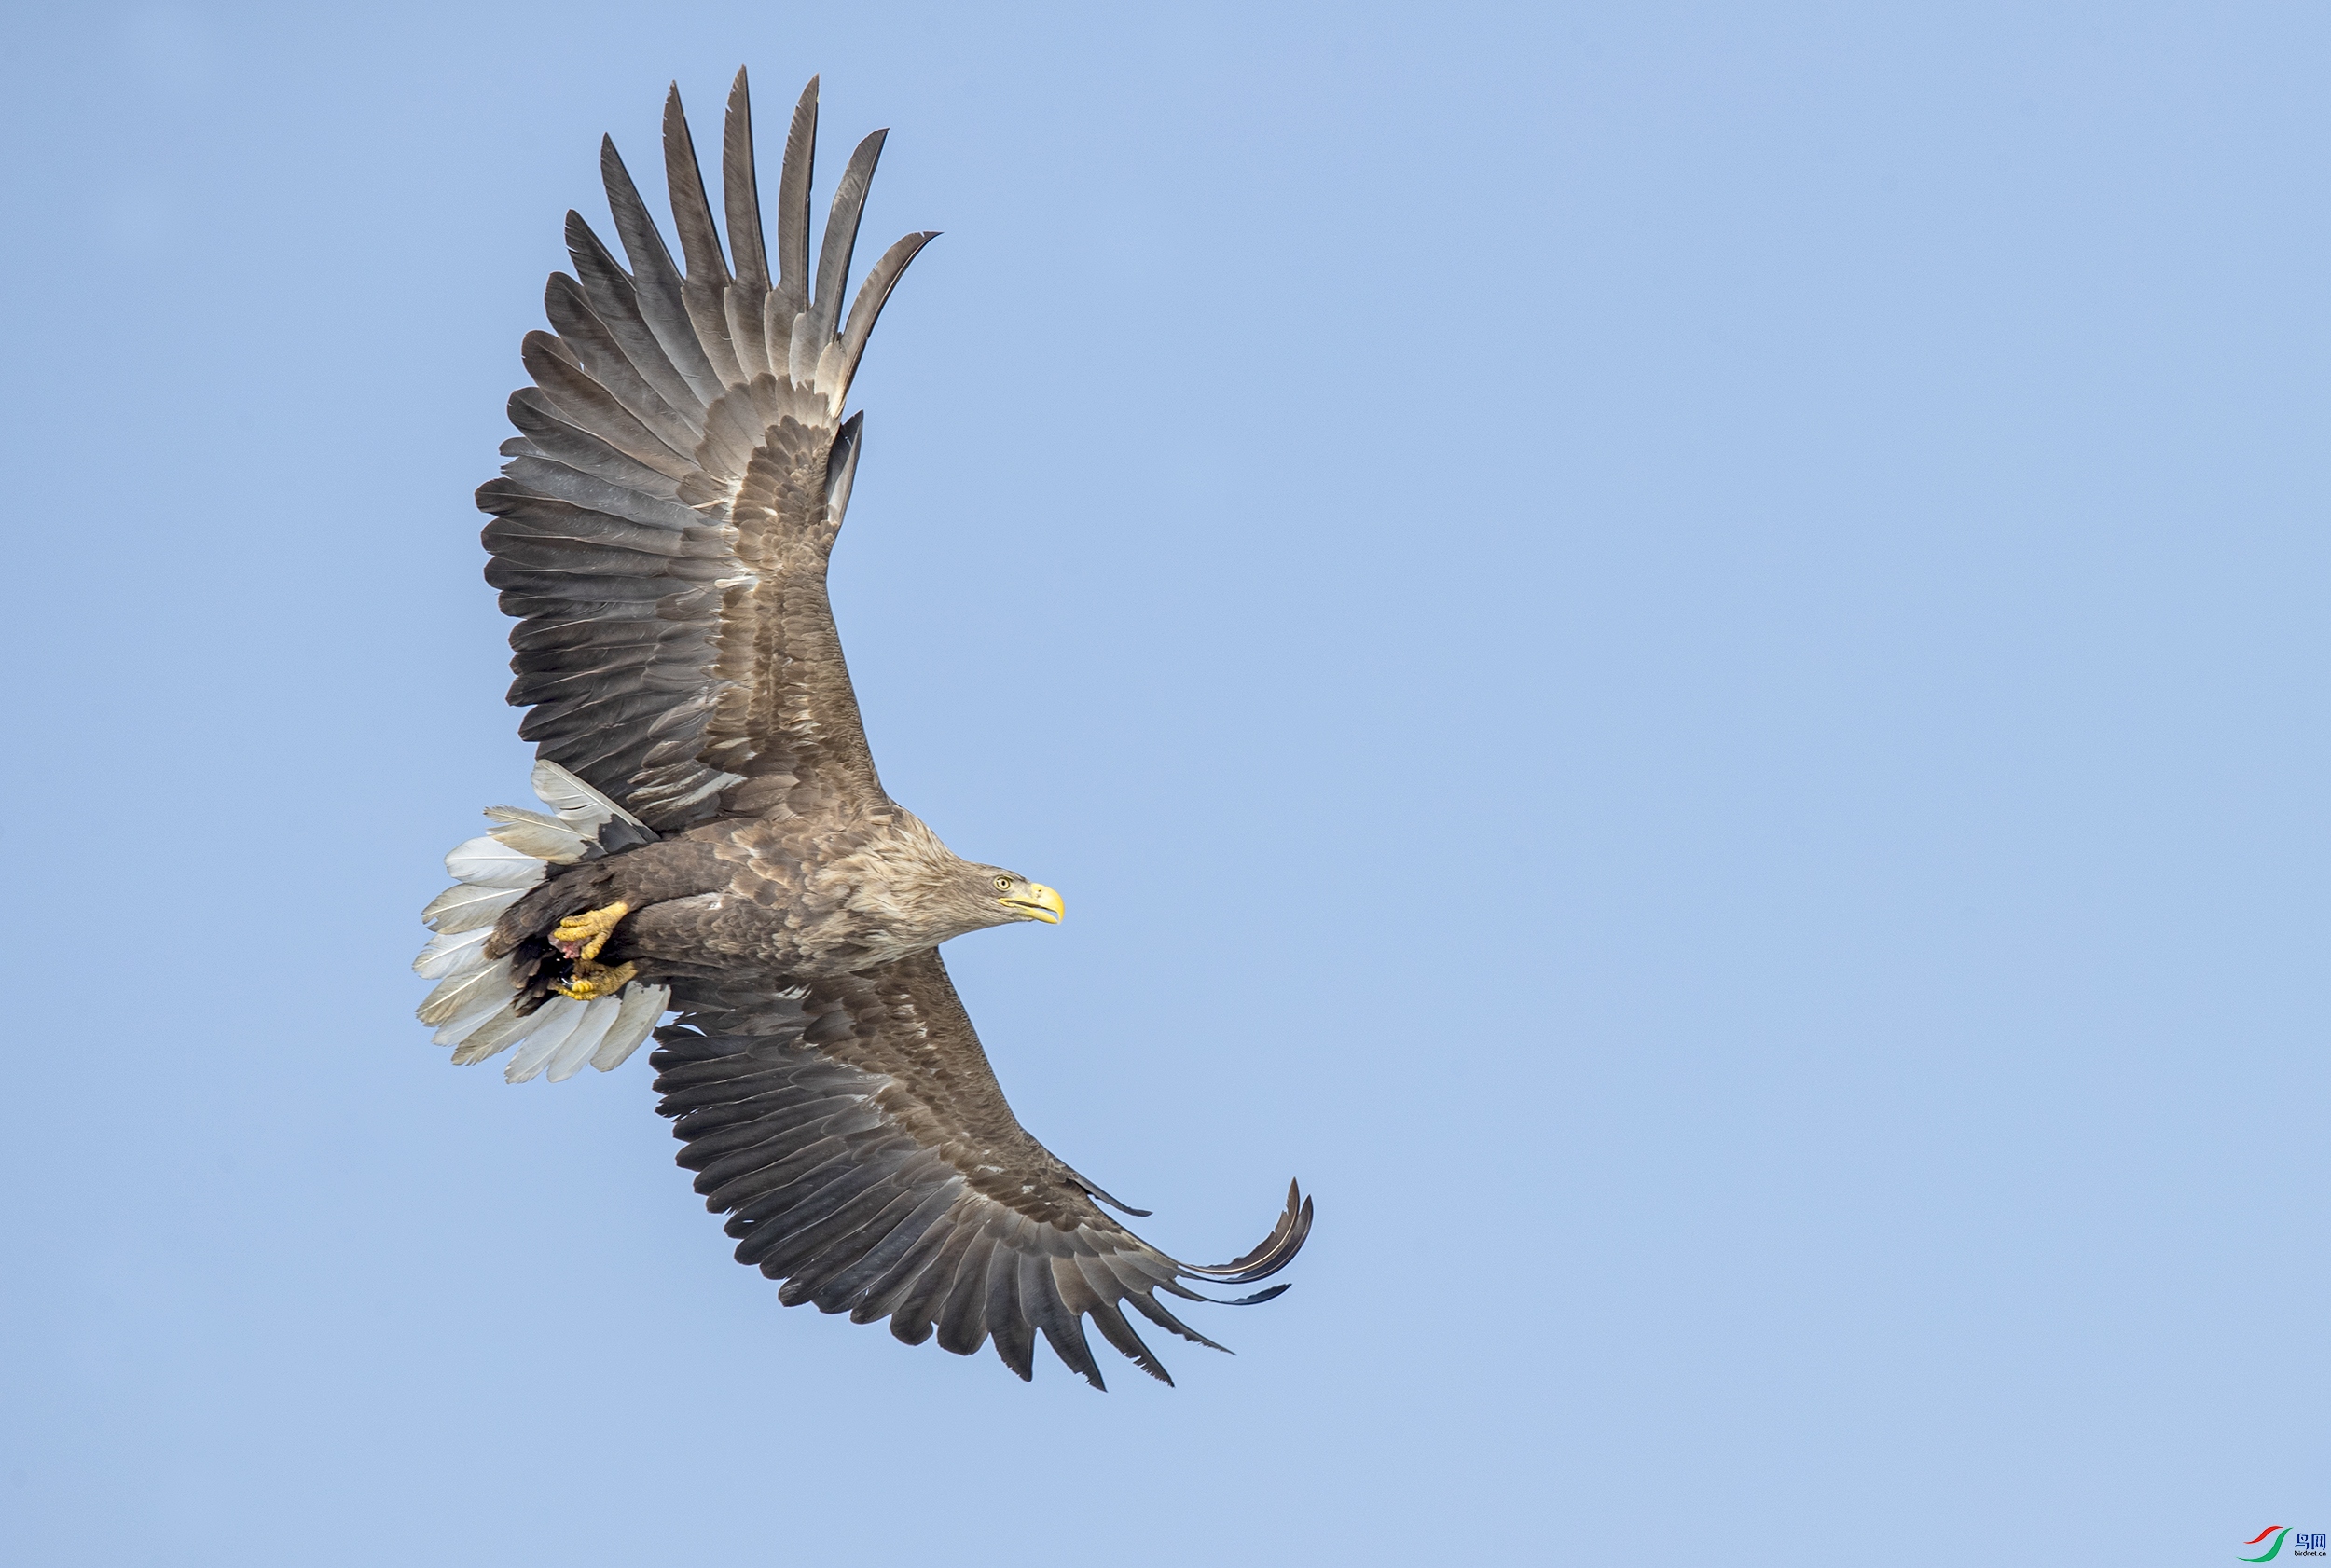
[413, 68, 1312, 1388]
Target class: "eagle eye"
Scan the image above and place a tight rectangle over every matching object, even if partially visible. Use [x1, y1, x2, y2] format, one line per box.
[994, 875, 1014, 891]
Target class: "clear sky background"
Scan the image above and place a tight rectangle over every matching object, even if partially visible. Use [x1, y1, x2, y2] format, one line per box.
[1, 2, 2324, 1563]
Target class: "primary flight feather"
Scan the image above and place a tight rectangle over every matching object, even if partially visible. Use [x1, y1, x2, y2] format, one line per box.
[414, 68, 1311, 1388]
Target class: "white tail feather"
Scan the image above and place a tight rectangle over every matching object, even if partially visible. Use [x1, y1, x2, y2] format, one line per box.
[450, 1002, 546, 1066]
[544, 999, 623, 1081]
[487, 820, 588, 860]
[421, 770, 665, 1083]
[433, 992, 514, 1048]
[531, 759, 642, 829]
[594, 985, 669, 1071]
[412, 925, 492, 980]
[503, 997, 588, 1083]
[485, 807, 591, 862]
[446, 835, 548, 888]
[417, 958, 513, 1026]
[484, 804, 572, 832]
[421, 882, 526, 934]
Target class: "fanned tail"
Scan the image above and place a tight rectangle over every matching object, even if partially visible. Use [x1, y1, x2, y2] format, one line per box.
[413, 761, 671, 1082]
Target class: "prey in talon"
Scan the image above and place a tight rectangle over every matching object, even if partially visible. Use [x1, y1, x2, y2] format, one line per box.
[555, 958, 637, 1001]
[553, 901, 629, 960]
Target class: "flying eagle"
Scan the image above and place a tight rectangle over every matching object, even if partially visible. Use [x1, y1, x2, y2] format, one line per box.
[411, 69, 1312, 1388]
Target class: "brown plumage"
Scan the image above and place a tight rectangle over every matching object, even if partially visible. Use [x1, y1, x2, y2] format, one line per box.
[414, 68, 1311, 1387]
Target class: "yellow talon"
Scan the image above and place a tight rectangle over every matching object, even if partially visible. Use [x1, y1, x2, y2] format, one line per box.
[551, 901, 630, 961]
[555, 958, 638, 1001]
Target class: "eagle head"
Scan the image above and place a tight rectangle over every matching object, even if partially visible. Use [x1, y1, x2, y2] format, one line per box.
[982, 869, 1065, 926]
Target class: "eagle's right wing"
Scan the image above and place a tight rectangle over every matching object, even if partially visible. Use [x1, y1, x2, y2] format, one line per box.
[651, 948, 1314, 1387]
[478, 70, 933, 830]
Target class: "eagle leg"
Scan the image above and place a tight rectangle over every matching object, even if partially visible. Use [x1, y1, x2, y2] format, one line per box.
[555, 958, 639, 1001]
[551, 901, 631, 961]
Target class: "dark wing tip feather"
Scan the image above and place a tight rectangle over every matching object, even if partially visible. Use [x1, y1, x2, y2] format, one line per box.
[834, 230, 937, 390]
[1084, 1294, 1173, 1386]
[1027, 1264, 1109, 1392]
[1060, 1162, 1152, 1217]
[773, 73, 820, 310]
[660, 80, 731, 284]
[720, 63, 769, 289]
[1126, 1290, 1234, 1355]
[808, 127, 890, 338]
[1176, 1180, 1314, 1286]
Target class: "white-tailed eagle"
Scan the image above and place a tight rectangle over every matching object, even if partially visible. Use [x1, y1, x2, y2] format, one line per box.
[412, 69, 1311, 1388]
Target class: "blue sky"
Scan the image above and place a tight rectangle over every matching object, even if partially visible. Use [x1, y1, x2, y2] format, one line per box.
[2, 3, 2326, 1563]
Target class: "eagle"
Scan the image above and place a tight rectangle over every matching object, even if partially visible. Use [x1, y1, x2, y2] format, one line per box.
[411, 69, 1312, 1389]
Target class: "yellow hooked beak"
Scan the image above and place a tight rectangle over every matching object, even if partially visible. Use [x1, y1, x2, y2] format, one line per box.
[1000, 883, 1065, 925]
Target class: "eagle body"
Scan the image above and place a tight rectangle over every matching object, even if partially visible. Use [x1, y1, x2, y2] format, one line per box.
[489, 805, 1045, 990]
[413, 68, 1310, 1388]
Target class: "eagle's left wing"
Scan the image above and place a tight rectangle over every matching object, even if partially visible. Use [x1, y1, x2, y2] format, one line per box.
[651, 948, 1313, 1387]
[478, 70, 932, 830]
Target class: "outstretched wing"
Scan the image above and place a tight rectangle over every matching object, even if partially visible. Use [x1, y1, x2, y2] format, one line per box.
[650, 949, 1314, 1388]
[479, 70, 934, 830]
